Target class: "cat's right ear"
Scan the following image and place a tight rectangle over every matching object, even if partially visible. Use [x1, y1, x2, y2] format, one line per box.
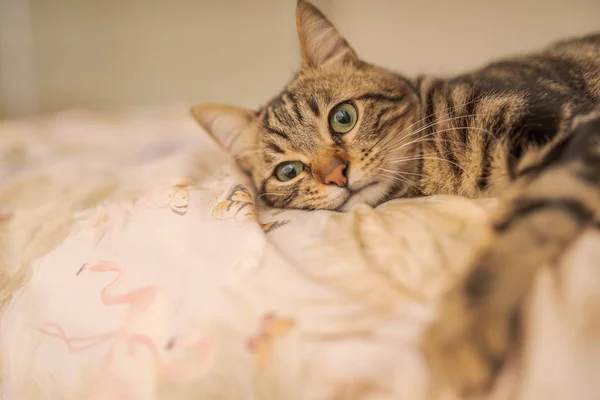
[190, 104, 257, 161]
[296, 0, 358, 69]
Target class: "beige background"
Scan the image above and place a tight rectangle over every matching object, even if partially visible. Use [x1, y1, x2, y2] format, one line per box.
[0, 0, 599, 119]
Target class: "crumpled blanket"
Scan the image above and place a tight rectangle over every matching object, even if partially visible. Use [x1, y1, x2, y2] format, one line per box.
[0, 108, 598, 400]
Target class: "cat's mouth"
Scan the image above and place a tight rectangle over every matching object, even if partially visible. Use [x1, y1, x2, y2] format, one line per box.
[335, 181, 380, 211]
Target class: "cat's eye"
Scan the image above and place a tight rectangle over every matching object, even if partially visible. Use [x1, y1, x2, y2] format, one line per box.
[329, 102, 358, 134]
[275, 161, 304, 182]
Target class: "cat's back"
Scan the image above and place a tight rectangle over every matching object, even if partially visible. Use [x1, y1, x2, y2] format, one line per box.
[453, 33, 600, 104]
[547, 32, 600, 55]
[481, 32, 600, 74]
[541, 32, 600, 72]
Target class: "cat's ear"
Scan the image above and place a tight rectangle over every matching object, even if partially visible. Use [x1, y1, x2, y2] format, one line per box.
[190, 103, 257, 162]
[296, 0, 358, 68]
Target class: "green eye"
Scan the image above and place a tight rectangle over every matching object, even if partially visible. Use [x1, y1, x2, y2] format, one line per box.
[329, 102, 358, 134]
[275, 161, 304, 182]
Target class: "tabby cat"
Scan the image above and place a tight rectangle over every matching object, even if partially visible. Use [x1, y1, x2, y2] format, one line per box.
[191, 0, 600, 397]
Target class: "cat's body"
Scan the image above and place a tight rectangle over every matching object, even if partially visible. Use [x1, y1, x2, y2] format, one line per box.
[192, 1, 600, 398]
[413, 34, 600, 198]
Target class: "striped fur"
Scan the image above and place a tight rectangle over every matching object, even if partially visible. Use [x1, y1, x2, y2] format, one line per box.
[194, 3, 600, 213]
[191, 1, 600, 397]
[424, 108, 600, 396]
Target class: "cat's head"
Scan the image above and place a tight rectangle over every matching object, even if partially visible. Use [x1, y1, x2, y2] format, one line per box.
[192, 0, 421, 211]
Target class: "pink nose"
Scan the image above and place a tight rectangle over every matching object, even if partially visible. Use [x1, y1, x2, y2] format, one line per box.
[322, 161, 348, 187]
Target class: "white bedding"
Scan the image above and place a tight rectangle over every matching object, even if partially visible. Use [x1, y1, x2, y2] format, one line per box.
[0, 108, 598, 400]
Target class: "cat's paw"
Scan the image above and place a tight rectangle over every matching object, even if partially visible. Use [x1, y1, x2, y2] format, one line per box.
[423, 196, 587, 396]
[423, 245, 518, 397]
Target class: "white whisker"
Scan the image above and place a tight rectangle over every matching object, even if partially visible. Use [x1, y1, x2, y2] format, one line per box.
[377, 168, 421, 176]
[379, 113, 479, 152]
[371, 93, 485, 153]
[381, 126, 494, 156]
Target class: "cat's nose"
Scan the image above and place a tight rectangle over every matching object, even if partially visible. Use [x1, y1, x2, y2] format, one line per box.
[322, 159, 348, 187]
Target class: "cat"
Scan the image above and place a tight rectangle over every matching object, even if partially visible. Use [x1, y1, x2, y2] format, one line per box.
[191, 0, 600, 397]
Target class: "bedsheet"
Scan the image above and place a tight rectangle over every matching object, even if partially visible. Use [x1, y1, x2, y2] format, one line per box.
[0, 108, 598, 400]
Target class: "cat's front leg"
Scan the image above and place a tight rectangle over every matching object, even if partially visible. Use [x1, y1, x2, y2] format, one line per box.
[423, 203, 587, 396]
[423, 110, 600, 396]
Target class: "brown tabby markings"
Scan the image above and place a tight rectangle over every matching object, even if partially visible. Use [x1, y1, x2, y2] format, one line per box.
[192, 0, 600, 396]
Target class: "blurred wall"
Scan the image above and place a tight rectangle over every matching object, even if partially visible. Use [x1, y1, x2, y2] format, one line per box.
[0, 0, 599, 120]
[330, 0, 600, 75]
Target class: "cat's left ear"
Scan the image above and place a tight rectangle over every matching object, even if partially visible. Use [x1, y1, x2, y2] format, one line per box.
[190, 104, 257, 167]
[296, 0, 359, 69]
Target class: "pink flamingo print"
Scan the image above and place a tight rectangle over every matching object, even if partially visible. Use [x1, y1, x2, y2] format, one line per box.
[77, 259, 157, 309]
[38, 260, 214, 399]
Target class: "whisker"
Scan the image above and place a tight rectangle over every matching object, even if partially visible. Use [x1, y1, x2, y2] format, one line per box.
[378, 174, 411, 187]
[384, 149, 447, 162]
[381, 126, 494, 157]
[376, 167, 414, 180]
[376, 171, 419, 192]
[368, 94, 484, 154]
[376, 170, 417, 187]
[379, 115, 487, 154]
[377, 173, 413, 188]
[377, 168, 421, 177]
[385, 151, 443, 162]
[390, 155, 479, 194]
[384, 113, 476, 148]
[384, 156, 424, 164]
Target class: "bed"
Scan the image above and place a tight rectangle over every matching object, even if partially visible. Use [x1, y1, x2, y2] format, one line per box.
[0, 108, 598, 399]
